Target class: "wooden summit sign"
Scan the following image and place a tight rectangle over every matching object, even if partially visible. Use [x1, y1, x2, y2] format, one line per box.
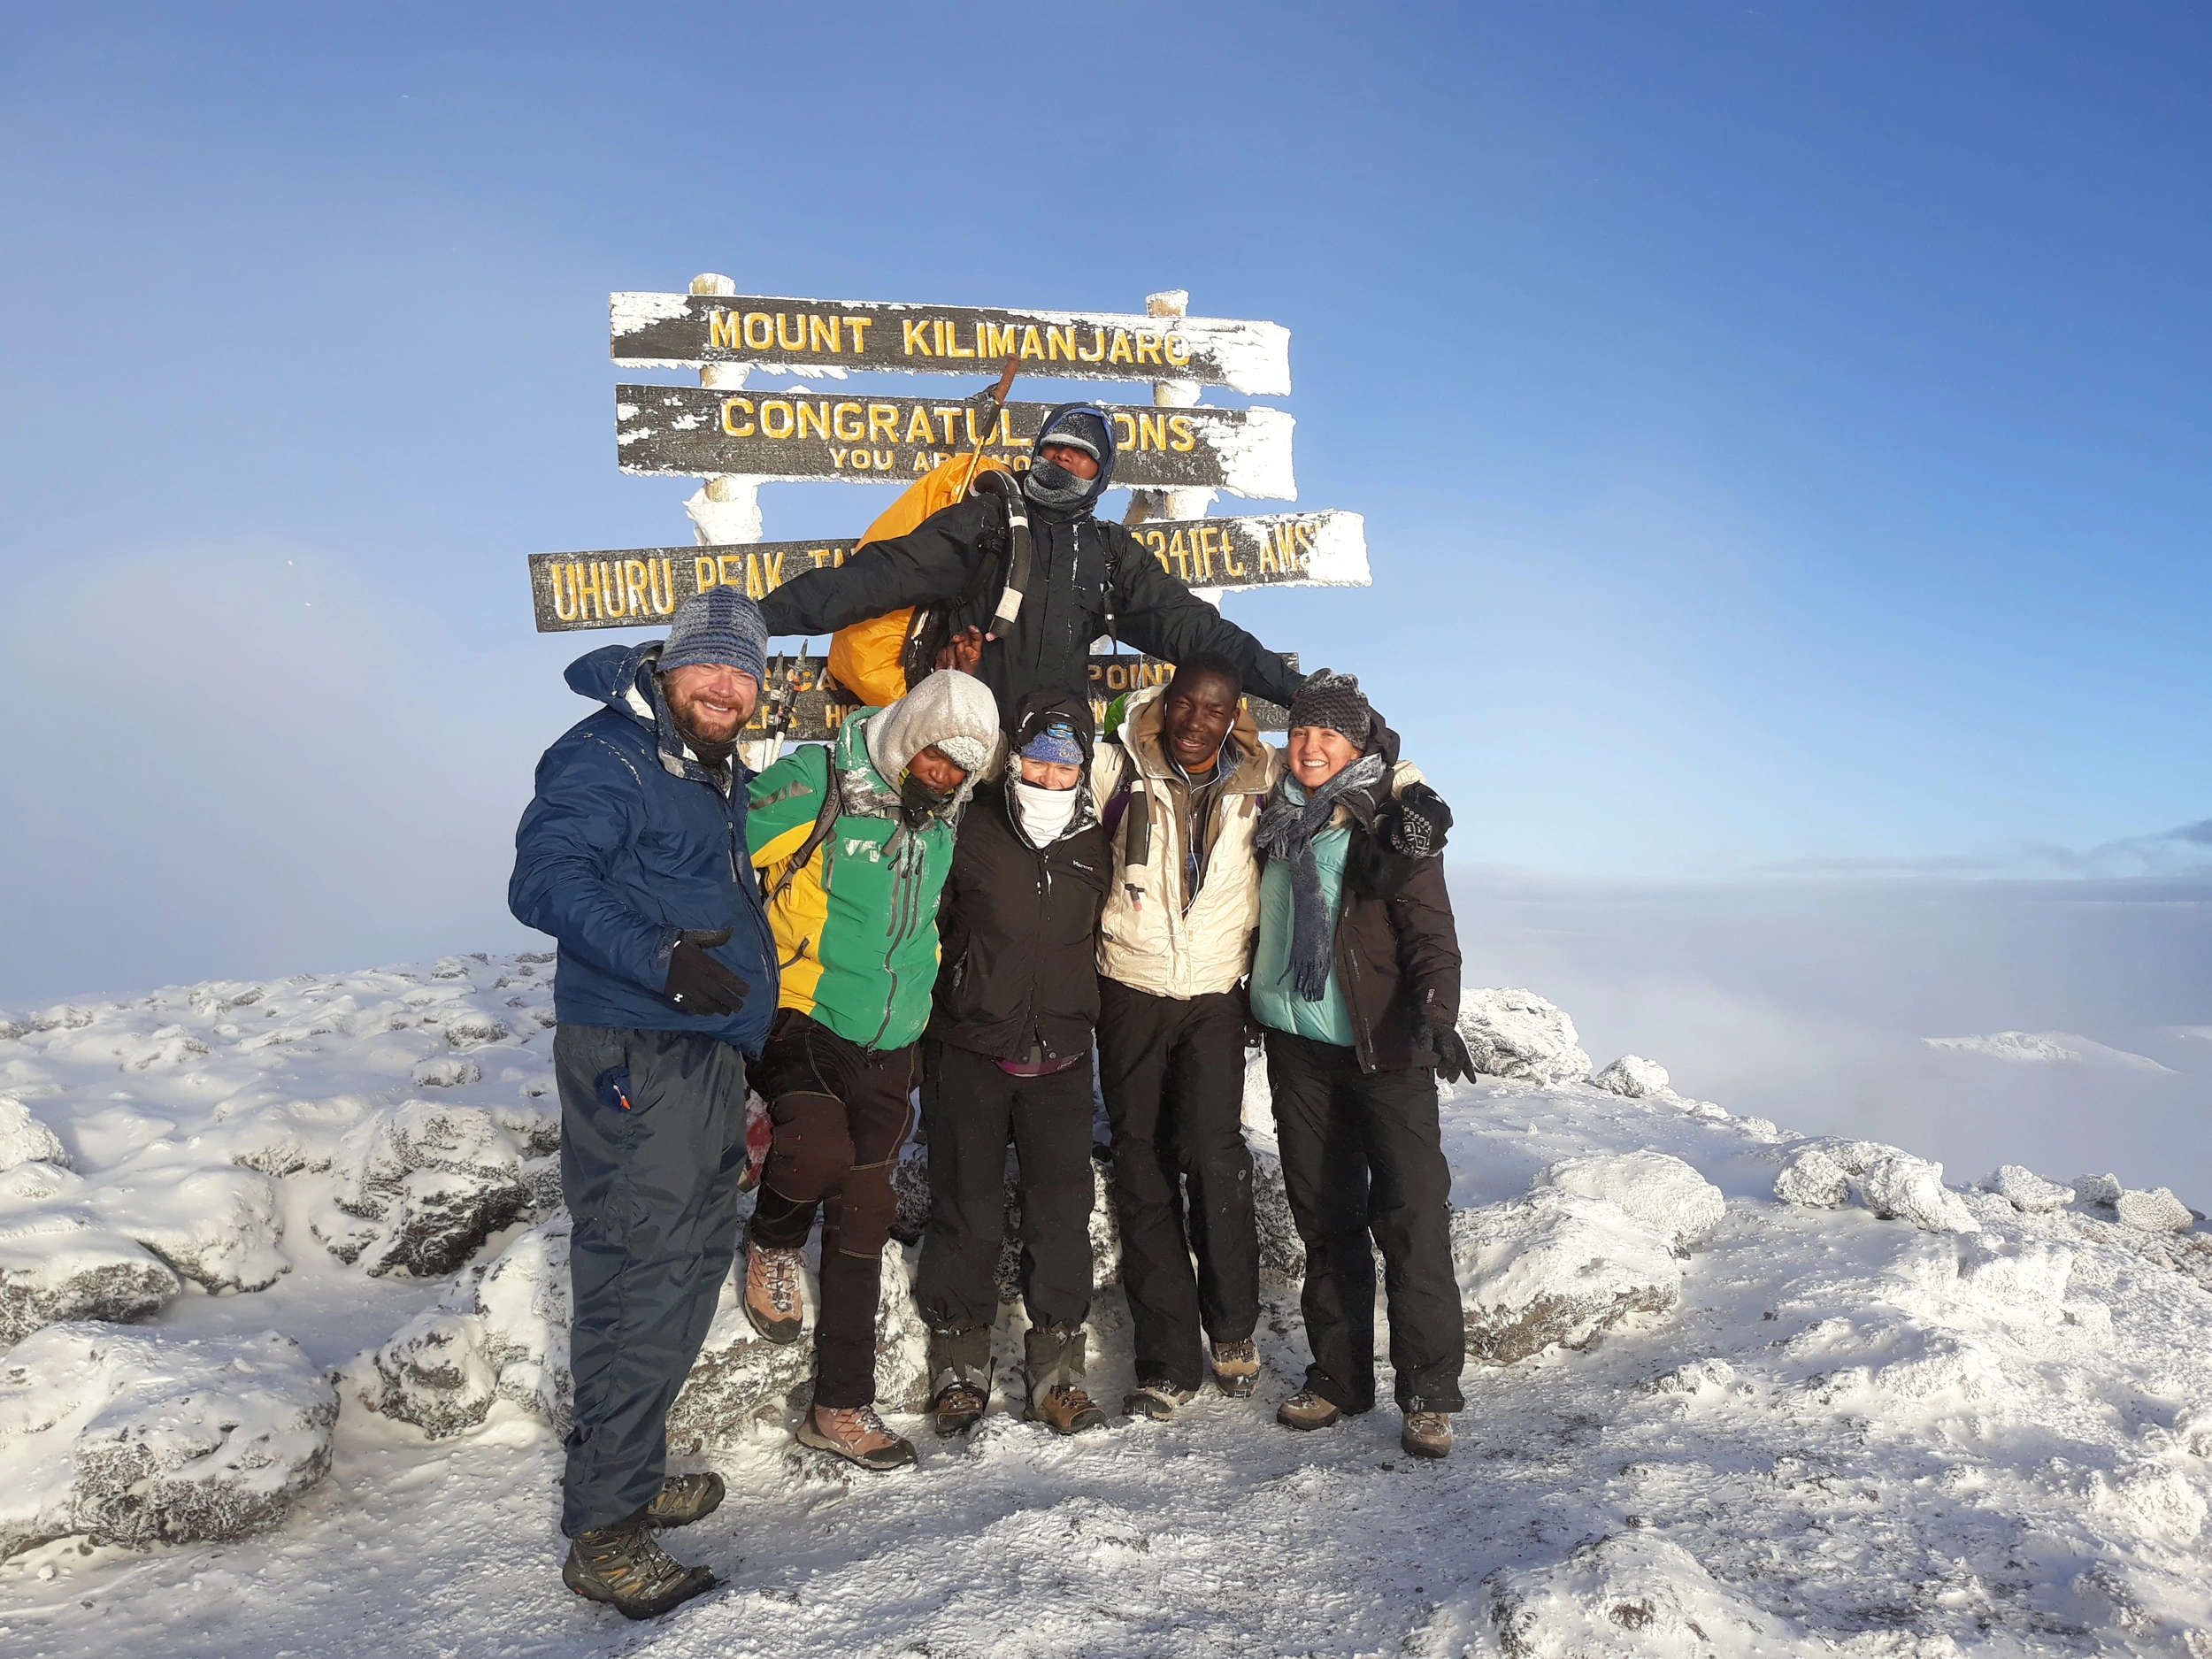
[615, 386, 1295, 499]
[611, 292, 1291, 396]
[526, 511, 1369, 632]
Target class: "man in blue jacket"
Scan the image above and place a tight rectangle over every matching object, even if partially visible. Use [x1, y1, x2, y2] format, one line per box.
[510, 587, 779, 1621]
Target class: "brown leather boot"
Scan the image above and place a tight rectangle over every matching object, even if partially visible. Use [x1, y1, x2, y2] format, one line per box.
[1024, 1325, 1107, 1435]
[795, 1402, 918, 1471]
[562, 1515, 715, 1620]
[927, 1325, 993, 1436]
[743, 1240, 805, 1344]
[1276, 1388, 1344, 1432]
[1210, 1338, 1260, 1398]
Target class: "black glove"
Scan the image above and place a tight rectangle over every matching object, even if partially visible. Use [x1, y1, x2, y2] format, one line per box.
[1417, 1018, 1477, 1085]
[1384, 782, 1453, 858]
[664, 928, 751, 1018]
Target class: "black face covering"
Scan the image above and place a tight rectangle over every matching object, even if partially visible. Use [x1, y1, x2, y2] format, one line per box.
[1023, 455, 1094, 510]
[899, 771, 954, 826]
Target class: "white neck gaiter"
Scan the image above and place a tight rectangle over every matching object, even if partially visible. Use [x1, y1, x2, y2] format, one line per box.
[1013, 780, 1079, 845]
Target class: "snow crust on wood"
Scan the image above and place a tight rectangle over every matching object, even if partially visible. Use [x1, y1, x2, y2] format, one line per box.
[0, 1325, 334, 1558]
[1455, 987, 1594, 1084]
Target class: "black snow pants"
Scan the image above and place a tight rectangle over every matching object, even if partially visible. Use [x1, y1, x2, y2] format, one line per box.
[913, 1040, 1097, 1337]
[1096, 979, 1258, 1394]
[556, 1023, 749, 1538]
[1264, 1028, 1465, 1415]
[747, 1009, 918, 1410]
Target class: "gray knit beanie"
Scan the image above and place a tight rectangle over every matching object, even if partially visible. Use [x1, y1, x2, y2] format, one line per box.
[1286, 668, 1372, 746]
[659, 587, 768, 683]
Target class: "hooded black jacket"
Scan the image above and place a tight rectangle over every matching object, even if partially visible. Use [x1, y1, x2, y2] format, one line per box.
[757, 403, 1304, 713]
[928, 691, 1112, 1064]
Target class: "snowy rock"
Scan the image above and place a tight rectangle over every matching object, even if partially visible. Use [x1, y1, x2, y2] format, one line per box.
[1484, 1530, 1801, 1655]
[1589, 1056, 1671, 1099]
[0, 1325, 334, 1558]
[1955, 1238, 2074, 1325]
[1251, 1146, 1306, 1279]
[1773, 1145, 1852, 1209]
[1988, 1164, 2076, 1213]
[0, 1217, 181, 1346]
[0, 1099, 68, 1172]
[2116, 1187, 2195, 1233]
[317, 1099, 558, 1278]
[411, 1056, 482, 1089]
[1451, 1189, 1682, 1366]
[1535, 1151, 1724, 1254]
[1455, 988, 1592, 1085]
[1640, 1356, 1737, 1397]
[99, 1164, 289, 1293]
[2073, 1172, 2123, 1207]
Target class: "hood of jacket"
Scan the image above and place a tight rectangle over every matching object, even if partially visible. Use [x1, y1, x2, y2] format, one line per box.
[864, 669, 1002, 793]
[1120, 681, 1273, 795]
[565, 641, 733, 789]
[1026, 401, 1118, 517]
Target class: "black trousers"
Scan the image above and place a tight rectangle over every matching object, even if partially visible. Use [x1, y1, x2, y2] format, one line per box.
[1096, 979, 1258, 1393]
[556, 1024, 749, 1537]
[748, 1010, 917, 1410]
[914, 1041, 1096, 1335]
[1264, 1028, 1465, 1414]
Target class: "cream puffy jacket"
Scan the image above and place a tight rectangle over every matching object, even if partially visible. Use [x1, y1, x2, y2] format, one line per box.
[1090, 685, 1281, 999]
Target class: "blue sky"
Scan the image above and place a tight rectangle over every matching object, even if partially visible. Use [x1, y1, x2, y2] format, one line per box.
[2, 2, 2208, 1001]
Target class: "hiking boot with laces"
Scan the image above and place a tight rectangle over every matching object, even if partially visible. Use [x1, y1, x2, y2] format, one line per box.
[1032, 1381, 1108, 1434]
[926, 1325, 992, 1436]
[1401, 1410, 1454, 1459]
[562, 1517, 716, 1621]
[645, 1471, 725, 1528]
[743, 1241, 805, 1344]
[1121, 1379, 1196, 1421]
[1276, 1388, 1344, 1432]
[1023, 1325, 1106, 1435]
[1210, 1338, 1260, 1398]
[796, 1402, 918, 1471]
[931, 1379, 989, 1436]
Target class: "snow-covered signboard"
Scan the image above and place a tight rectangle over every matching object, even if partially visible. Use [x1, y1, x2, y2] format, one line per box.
[610, 292, 1292, 396]
[525, 511, 1367, 634]
[615, 386, 1296, 498]
[1090, 653, 1289, 733]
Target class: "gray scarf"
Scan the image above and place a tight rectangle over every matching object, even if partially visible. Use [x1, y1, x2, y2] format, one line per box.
[1254, 754, 1387, 1001]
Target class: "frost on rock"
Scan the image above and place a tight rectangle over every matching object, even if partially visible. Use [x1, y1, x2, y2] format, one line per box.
[0, 1325, 335, 1559]
[1534, 1151, 1725, 1255]
[1455, 988, 1592, 1085]
[1775, 1141, 1980, 1234]
[0, 1215, 182, 1346]
[0, 1099, 68, 1172]
[1451, 1189, 1682, 1366]
[2116, 1187, 2195, 1233]
[1988, 1164, 2077, 1213]
[1484, 1530, 1801, 1656]
[1589, 1056, 1671, 1099]
[2073, 1172, 2123, 1208]
[97, 1164, 289, 1293]
[1251, 1146, 1306, 1279]
[993, 1158, 1120, 1302]
[1773, 1145, 1852, 1209]
[314, 1099, 560, 1278]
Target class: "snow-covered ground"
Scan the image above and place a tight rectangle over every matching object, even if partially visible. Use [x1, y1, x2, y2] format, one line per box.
[4, 956, 2211, 1655]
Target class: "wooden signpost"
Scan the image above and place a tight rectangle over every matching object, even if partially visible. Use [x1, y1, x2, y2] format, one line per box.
[528, 274, 1373, 763]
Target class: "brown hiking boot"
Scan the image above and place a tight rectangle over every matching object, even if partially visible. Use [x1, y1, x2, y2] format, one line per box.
[562, 1517, 715, 1620]
[1032, 1381, 1108, 1434]
[932, 1379, 989, 1436]
[1210, 1338, 1260, 1398]
[1121, 1379, 1196, 1421]
[926, 1325, 992, 1435]
[1401, 1410, 1453, 1459]
[743, 1241, 805, 1344]
[795, 1402, 918, 1471]
[1276, 1389, 1344, 1432]
[645, 1471, 725, 1529]
[1024, 1325, 1107, 1435]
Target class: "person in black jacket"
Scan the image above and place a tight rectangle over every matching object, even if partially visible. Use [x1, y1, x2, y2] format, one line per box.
[757, 403, 1305, 712]
[915, 689, 1113, 1437]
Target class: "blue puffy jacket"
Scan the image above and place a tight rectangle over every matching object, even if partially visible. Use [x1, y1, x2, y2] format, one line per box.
[510, 642, 779, 1055]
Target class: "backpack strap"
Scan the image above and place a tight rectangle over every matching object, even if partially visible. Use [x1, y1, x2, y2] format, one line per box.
[971, 469, 1033, 634]
[764, 749, 842, 906]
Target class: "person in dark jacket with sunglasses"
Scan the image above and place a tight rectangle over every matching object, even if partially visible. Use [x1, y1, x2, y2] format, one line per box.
[757, 403, 1305, 712]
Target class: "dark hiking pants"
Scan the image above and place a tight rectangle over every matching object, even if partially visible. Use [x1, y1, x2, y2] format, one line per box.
[1096, 979, 1258, 1394]
[747, 1010, 917, 1410]
[1264, 1028, 1465, 1415]
[914, 1040, 1096, 1338]
[556, 1023, 749, 1538]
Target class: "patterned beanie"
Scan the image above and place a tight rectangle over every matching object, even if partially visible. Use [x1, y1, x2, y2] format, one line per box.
[1036, 409, 1110, 463]
[1286, 668, 1372, 746]
[659, 587, 767, 683]
[1019, 718, 1086, 769]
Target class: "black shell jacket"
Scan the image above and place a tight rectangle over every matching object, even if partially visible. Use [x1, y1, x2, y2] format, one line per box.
[758, 403, 1303, 713]
[928, 692, 1112, 1064]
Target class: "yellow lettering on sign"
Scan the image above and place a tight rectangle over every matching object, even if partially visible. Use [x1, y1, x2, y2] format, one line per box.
[1257, 528, 1279, 575]
[649, 557, 676, 614]
[595, 562, 626, 618]
[1046, 325, 1077, 361]
[749, 553, 770, 597]
[720, 398, 756, 437]
[696, 556, 719, 590]
[743, 312, 773, 349]
[717, 554, 744, 588]
[776, 314, 807, 351]
[572, 562, 603, 620]
[867, 404, 899, 442]
[708, 311, 742, 349]
[1134, 332, 1163, 365]
[1142, 529, 1171, 575]
[902, 319, 933, 356]
[980, 322, 1017, 357]
[1078, 326, 1107, 363]
[549, 564, 580, 621]
[810, 315, 841, 353]
[1137, 412, 1167, 451]
[872, 449, 894, 469]
[760, 400, 795, 439]
[1106, 330, 1133, 365]
[829, 448, 848, 467]
[1167, 528, 1190, 580]
[928, 407, 960, 444]
[1018, 325, 1045, 360]
[903, 405, 935, 443]
[1163, 334, 1191, 367]
[1168, 414, 1196, 453]
[937, 319, 974, 357]
[1110, 411, 1137, 449]
[833, 402, 865, 441]
[623, 560, 650, 615]
[796, 401, 832, 440]
[1217, 527, 1247, 579]
[846, 316, 872, 352]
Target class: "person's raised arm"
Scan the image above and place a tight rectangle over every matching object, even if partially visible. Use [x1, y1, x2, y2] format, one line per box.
[760, 498, 995, 636]
[1104, 526, 1304, 708]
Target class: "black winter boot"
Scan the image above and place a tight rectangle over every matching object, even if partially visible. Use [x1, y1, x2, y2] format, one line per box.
[927, 1325, 993, 1436]
[1025, 1325, 1106, 1435]
[645, 1471, 725, 1528]
[562, 1512, 716, 1620]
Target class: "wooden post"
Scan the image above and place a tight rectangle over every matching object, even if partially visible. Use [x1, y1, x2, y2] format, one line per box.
[1124, 288, 1225, 603]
